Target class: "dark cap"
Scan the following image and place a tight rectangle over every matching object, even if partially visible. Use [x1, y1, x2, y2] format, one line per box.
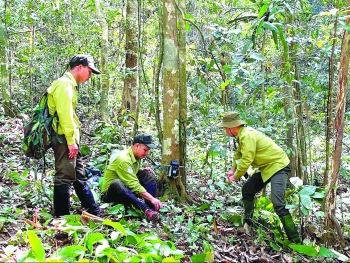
[69, 54, 101, 74]
[133, 133, 156, 149]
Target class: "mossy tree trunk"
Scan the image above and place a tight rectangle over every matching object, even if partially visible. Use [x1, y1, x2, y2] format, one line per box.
[160, 0, 192, 204]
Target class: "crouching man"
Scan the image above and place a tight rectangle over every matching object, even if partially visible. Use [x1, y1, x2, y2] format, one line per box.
[101, 133, 163, 221]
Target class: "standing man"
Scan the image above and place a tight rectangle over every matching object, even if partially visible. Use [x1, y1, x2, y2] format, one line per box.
[102, 133, 163, 221]
[217, 112, 301, 243]
[47, 54, 101, 217]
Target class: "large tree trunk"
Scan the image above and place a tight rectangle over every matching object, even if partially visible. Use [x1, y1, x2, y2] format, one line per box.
[122, 0, 139, 115]
[323, 2, 349, 247]
[95, 0, 110, 123]
[160, 0, 192, 204]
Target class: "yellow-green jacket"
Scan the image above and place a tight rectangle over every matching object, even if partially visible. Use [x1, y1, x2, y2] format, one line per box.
[233, 126, 290, 182]
[47, 72, 81, 145]
[102, 147, 146, 194]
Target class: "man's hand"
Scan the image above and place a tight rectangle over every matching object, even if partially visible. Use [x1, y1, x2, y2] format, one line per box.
[150, 197, 163, 212]
[68, 144, 79, 159]
[227, 167, 236, 183]
[139, 192, 164, 211]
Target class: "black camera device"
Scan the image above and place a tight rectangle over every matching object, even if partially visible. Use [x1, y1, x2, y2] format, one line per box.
[167, 160, 179, 179]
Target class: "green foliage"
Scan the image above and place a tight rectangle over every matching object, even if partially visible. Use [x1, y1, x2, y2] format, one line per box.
[289, 177, 326, 216]
[27, 230, 46, 261]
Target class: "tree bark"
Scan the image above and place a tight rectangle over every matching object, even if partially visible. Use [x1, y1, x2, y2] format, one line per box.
[323, 1, 349, 247]
[160, 0, 192, 204]
[122, 0, 139, 115]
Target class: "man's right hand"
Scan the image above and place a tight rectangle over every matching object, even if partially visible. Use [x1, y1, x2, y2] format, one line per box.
[68, 143, 79, 159]
[227, 167, 236, 183]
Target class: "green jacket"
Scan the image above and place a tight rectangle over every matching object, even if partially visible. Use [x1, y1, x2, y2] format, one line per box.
[47, 72, 81, 145]
[233, 126, 290, 182]
[102, 147, 146, 194]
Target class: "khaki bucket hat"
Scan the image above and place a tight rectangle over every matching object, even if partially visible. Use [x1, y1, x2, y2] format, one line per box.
[217, 111, 246, 128]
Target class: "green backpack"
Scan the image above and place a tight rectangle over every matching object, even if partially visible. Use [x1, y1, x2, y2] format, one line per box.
[23, 92, 55, 159]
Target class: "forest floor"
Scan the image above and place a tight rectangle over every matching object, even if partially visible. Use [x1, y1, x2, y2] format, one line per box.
[0, 117, 350, 262]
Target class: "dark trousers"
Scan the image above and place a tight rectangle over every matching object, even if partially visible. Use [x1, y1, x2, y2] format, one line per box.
[102, 170, 157, 212]
[52, 133, 99, 216]
[241, 166, 290, 217]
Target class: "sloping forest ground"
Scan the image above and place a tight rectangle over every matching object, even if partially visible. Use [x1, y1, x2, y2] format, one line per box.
[0, 116, 350, 263]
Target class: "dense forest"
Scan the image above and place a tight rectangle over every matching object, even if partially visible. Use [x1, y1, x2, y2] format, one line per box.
[1, 0, 350, 262]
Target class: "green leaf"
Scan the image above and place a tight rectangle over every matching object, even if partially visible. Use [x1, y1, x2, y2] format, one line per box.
[58, 245, 86, 261]
[258, 4, 268, 19]
[299, 185, 316, 196]
[185, 13, 193, 19]
[163, 257, 180, 263]
[327, 249, 350, 261]
[270, 241, 281, 251]
[301, 205, 309, 216]
[126, 235, 144, 246]
[220, 79, 231, 90]
[103, 219, 127, 236]
[126, 255, 142, 262]
[137, 253, 163, 262]
[289, 244, 318, 257]
[311, 192, 325, 199]
[85, 232, 105, 253]
[80, 145, 91, 156]
[99, 247, 125, 262]
[271, 30, 279, 49]
[185, 22, 191, 31]
[203, 240, 214, 253]
[190, 253, 206, 263]
[300, 194, 312, 209]
[195, 203, 210, 212]
[318, 247, 338, 258]
[277, 27, 288, 59]
[263, 22, 278, 32]
[249, 52, 264, 61]
[27, 230, 46, 261]
[207, 214, 213, 222]
[108, 204, 124, 215]
[205, 251, 214, 263]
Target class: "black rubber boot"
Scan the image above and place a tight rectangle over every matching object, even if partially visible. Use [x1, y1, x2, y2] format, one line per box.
[54, 184, 71, 217]
[280, 214, 301, 243]
[243, 199, 255, 225]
